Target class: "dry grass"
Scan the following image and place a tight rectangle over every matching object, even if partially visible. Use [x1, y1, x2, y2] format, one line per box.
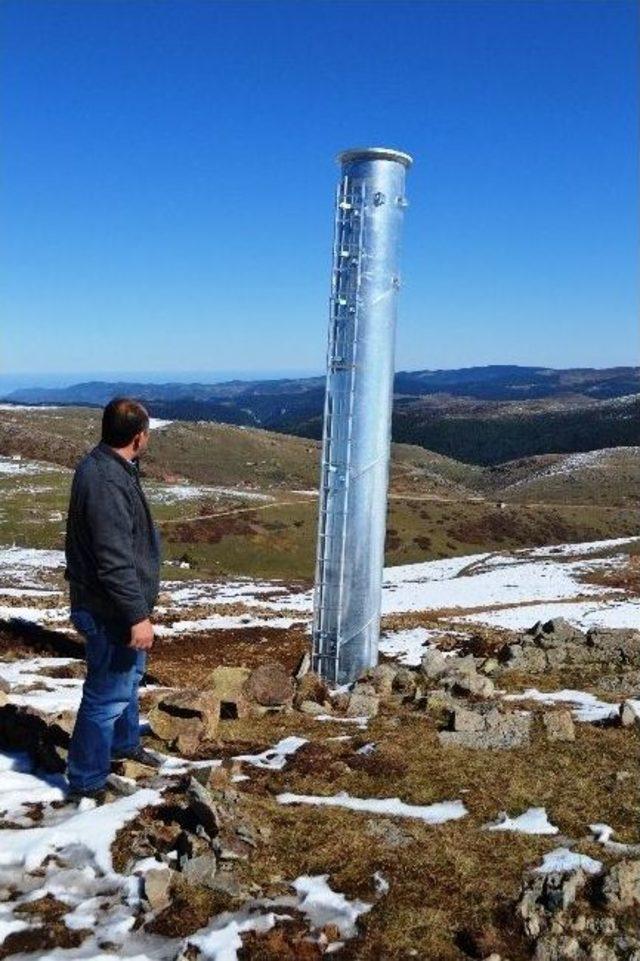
[116, 703, 640, 959]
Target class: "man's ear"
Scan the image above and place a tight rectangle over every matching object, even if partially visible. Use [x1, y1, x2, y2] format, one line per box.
[132, 432, 142, 453]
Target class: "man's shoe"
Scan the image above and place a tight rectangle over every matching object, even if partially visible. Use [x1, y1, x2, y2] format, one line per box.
[66, 786, 108, 805]
[112, 745, 163, 770]
[105, 773, 138, 797]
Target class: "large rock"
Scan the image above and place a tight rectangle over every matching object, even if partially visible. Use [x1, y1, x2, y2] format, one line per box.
[181, 852, 218, 889]
[144, 868, 173, 911]
[620, 700, 640, 727]
[420, 648, 450, 680]
[207, 666, 252, 719]
[148, 689, 220, 755]
[244, 662, 294, 711]
[421, 649, 495, 698]
[519, 868, 587, 938]
[543, 711, 575, 743]
[504, 624, 640, 676]
[451, 706, 485, 733]
[0, 703, 73, 772]
[588, 628, 640, 661]
[504, 644, 548, 674]
[439, 706, 531, 749]
[294, 671, 330, 708]
[298, 699, 328, 717]
[347, 683, 380, 718]
[393, 667, 417, 699]
[443, 657, 495, 698]
[187, 776, 220, 838]
[367, 664, 399, 697]
[601, 859, 640, 910]
[539, 618, 584, 645]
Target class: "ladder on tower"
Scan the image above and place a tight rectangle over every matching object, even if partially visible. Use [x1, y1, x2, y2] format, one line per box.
[312, 177, 366, 683]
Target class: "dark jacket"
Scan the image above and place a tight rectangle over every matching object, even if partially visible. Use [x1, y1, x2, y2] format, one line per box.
[65, 443, 161, 627]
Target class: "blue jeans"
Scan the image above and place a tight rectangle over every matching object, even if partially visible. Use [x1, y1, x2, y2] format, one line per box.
[67, 609, 146, 792]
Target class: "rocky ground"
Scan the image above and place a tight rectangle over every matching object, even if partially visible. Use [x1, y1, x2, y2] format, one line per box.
[0, 534, 639, 959]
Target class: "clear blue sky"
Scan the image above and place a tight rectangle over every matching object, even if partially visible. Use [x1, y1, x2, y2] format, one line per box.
[2, 0, 638, 383]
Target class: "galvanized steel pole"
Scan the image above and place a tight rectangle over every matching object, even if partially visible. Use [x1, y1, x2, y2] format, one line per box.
[312, 147, 413, 685]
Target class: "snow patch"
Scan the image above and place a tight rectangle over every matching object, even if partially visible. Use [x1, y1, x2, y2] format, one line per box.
[486, 807, 559, 835]
[277, 791, 468, 824]
[535, 847, 603, 875]
[293, 874, 372, 938]
[504, 688, 619, 723]
[155, 612, 302, 636]
[379, 627, 469, 666]
[234, 736, 307, 771]
[0, 789, 160, 872]
[460, 597, 640, 632]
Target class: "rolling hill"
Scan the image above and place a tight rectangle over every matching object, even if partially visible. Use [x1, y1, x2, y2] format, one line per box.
[4, 365, 638, 465]
[0, 404, 637, 578]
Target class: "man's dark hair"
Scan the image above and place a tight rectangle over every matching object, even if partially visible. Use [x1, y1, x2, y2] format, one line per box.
[101, 398, 150, 448]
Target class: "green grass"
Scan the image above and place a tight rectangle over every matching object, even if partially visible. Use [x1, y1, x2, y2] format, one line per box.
[1, 406, 638, 578]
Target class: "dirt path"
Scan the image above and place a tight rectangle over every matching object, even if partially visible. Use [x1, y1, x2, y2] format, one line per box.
[157, 496, 313, 527]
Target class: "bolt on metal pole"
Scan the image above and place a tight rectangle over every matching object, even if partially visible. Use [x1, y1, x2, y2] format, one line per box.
[312, 147, 413, 685]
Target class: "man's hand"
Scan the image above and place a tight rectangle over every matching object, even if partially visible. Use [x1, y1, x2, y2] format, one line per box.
[130, 618, 154, 650]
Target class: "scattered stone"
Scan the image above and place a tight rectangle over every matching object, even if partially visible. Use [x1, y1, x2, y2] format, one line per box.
[620, 700, 640, 728]
[365, 817, 413, 848]
[598, 671, 640, 694]
[420, 648, 495, 698]
[331, 692, 350, 714]
[294, 671, 330, 708]
[435, 655, 494, 698]
[144, 868, 173, 911]
[187, 777, 220, 838]
[588, 628, 640, 661]
[504, 624, 640, 675]
[439, 706, 531, 749]
[244, 661, 294, 711]
[181, 852, 218, 889]
[425, 689, 457, 713]
[519, 868, 587, 938]
[367, 664, 398, 697]
[112, 758, 158, 780]
[615, 770, 632, 783]
[106, 773, 138, 796]
[543, 711, 575, 743]
[420, 648, 449, 680]
[452, 706, 486, 733]
[294, 651, 311, 679]
[447, 667, 495, 699]
[0, 703, 72, 772]
[205, 868, 244, 898]
[480, 657, 500, 676]
[207, 666, 252, 719]
[504, 644, 548, 673]
[540, 618, 583, 644]
[347, 684, 380, 718]
[392, 667, 417, 699]
[148, 688, 220, 755]
[298, 699, 329, 717]
[601, 860, 640, 910]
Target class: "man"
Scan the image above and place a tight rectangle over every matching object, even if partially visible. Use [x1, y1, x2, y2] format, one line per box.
[65, 397, 162, 801]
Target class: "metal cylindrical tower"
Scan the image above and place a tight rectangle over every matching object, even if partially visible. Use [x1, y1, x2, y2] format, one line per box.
[312, 147, 412, 685]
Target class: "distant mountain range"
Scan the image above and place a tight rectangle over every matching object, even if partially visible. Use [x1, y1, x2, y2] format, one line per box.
[4, 365, 638, 465]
